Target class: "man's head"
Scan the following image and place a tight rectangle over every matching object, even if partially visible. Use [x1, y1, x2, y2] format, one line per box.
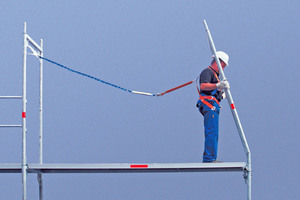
[211, 51, 229, 72]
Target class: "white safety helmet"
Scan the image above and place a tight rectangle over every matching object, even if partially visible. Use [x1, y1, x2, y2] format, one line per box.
[213, 51, 229, 66]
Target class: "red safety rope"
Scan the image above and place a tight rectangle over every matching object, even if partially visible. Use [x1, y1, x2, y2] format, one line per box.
[157, 80, 195, 96]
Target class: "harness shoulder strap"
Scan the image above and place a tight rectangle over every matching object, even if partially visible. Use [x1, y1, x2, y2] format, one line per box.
[208, 66, 220, 82]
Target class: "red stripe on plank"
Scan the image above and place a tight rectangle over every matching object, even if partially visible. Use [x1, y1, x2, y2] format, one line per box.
[130, 165, 148, 168]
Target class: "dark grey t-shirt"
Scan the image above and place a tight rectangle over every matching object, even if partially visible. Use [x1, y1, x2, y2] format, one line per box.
[199, 67, 222, 102]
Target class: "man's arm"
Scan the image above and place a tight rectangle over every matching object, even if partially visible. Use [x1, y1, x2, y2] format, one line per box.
[200, 82, 217, 91]
[201, 80, 230, 91]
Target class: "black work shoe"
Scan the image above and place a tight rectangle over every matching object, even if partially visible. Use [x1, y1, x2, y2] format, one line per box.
[203, 160, 224, 163]
[211, 161, 224, 163]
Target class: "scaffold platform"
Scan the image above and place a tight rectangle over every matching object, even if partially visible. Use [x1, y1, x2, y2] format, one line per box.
[0, 162, 247, 174]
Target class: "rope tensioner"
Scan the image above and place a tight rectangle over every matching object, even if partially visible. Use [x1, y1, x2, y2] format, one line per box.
[36, 55, 195, 97]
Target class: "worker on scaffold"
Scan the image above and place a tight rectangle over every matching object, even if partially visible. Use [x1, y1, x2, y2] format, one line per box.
[196, 51, 230, 163]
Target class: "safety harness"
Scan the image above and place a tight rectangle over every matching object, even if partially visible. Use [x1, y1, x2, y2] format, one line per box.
[196, 67, 221, 111]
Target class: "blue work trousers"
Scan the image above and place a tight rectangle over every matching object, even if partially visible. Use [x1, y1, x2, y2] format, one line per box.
[198, 99, 220, 162]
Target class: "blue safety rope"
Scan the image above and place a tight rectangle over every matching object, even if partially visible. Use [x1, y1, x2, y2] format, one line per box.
[39, 56, 135, 94]
[38, 55, 194, 97]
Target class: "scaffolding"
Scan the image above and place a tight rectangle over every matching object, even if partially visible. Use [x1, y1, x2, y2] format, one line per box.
[0, 22, 251, 200]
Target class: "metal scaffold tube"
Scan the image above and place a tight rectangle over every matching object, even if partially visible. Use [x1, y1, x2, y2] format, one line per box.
[22, 21, 28, 200]
[39, 39, 44, 165]
[23, 22, 45, 200]
[0, 96, 22, 99]
[203, 20, 251, 200]
[39, 38, 44, 200]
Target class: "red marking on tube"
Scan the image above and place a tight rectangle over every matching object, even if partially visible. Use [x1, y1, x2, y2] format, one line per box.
[130, 165, 148, 168]
[22, 112, 26, 118]
[231, 104, 236, 110]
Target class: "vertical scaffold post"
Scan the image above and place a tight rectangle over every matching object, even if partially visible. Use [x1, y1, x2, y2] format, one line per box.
[23, 22, 44, 200]
[39, 38, 44, 200]
[38, 173, 43, 200]
[22, 22, 28, 200]
[39, 38, 43, 165]
[203, 20, 252, 200]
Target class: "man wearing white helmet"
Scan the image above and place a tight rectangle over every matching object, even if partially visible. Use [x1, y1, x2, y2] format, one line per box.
[196, 51, 230, 163]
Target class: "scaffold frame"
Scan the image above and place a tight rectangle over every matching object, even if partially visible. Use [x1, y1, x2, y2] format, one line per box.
[0, 22, 251, 200]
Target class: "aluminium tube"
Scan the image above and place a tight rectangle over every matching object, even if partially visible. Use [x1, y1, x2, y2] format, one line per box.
[0, 96, 22, 99]
[203, 20, 251, 200]
[38, 173, 43, 200]
[39, 39, 44, 200]
[39, 39, 43, 165]
[0, 125, 22, 127]
[202, 20, 251, 156]
[22, 22, 28, 200]
[26, 34, 43, 52]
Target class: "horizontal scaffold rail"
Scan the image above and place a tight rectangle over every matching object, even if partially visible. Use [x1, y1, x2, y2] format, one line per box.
[0, 125, 22, 128]
[0, 96, 22, 99]
[0, 162, 247, 174]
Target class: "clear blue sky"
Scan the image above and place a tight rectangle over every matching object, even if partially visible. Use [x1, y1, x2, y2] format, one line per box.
[0, 1, 299, 199]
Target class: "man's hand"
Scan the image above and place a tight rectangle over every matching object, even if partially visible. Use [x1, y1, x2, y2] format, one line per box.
[216, 79, 230, 90]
